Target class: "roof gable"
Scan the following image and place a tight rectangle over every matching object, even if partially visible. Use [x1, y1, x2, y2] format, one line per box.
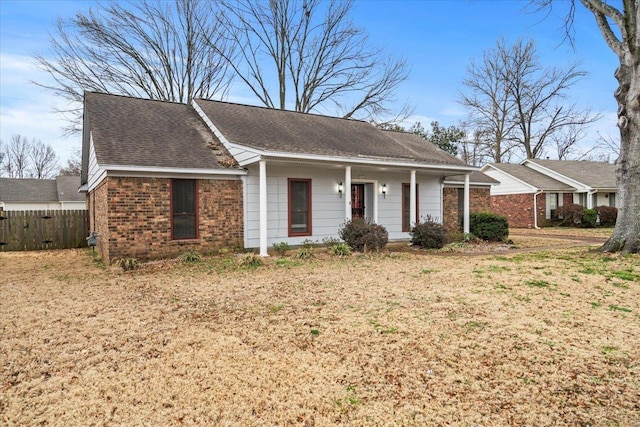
[485, 163, 573, 191]
[83, 92, 238, 171]
[525, 159, 616, 189]
[194, 99, 467, 167]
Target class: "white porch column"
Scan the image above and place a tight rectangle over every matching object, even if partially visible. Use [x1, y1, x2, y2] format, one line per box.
[259, 159, 268, 256]
[344, 166, 352, 221]
[410, 170, 417, 226]
[463, 173, 470, 234]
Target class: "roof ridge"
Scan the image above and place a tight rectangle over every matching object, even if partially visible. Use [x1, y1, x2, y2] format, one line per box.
[85, 91, 189, 106]
[193, 98, 373, 126]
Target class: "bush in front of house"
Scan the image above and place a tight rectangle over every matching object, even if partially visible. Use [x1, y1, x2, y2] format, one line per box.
[582, 208, 598, 228]
[470, 211, 509, 241]
[339, 218, 388, 252]
[596, 205, 617, 226]
[557, 203, 584, 226]
[410, 215, 448, 249]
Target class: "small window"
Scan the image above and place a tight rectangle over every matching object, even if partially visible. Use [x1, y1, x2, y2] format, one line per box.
[289, 179, 312, 236]
[548, 192, 559, 220]
[608, 193, 616, 208]
[402, 183, 419, 232]
[172, 179, 197, 240]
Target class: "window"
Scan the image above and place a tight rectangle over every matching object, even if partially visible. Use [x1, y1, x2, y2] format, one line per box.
[172, 179, 197, 240]
[547, 192, 559, 220]
[402, 183, 419, 232]
[608, 193, 616, 208]
[288, 179, 312, 236]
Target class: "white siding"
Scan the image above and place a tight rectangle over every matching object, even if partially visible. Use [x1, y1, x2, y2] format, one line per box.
[87, 134, 106, 191]
[482, 168, 535, 195]
[244, 164, 443, 248]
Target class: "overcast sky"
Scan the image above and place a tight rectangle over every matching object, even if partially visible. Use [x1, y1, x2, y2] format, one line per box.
[0, 0, 620, 165]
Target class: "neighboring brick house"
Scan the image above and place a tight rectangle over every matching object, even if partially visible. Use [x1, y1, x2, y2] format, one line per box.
[481, 160, 617, 228]
[82, 92, 484, 263]
[442, 172, 498, 231]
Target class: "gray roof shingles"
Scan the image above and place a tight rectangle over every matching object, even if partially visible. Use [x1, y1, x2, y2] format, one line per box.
[527, 159, 616, 189]
[194, 99, 467, 166]
[488, 163, 574, 191]
[84, 92, 234, 170]
[0, 176, 83, 203]
[0, 178, 59, 202]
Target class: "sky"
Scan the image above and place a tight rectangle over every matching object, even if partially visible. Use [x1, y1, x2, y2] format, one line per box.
[0, 0, 621, 166]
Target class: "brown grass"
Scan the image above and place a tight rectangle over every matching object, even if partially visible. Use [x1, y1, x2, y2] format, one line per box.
[1, 232, 638, 426]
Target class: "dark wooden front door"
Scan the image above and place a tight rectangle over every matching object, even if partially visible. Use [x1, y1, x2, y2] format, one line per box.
[351, 184, 365, 218]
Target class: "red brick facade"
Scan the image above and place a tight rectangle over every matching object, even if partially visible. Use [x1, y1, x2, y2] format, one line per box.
[442, 187, 492, 231]
[89, 176, 243, 263]
[489, 193, 546, 228]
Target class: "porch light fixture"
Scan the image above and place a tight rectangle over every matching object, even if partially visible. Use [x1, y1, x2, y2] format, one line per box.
[338, 182, 343, 198]
[381, 183, 387, 198]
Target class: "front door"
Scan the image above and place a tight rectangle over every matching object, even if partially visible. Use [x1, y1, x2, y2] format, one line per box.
[351, 184, 365, 219]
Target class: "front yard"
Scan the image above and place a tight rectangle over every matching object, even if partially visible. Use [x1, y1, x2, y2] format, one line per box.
[1, 232, 638, 426]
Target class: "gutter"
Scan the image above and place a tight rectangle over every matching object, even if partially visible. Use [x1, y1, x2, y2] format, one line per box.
[533, 190, 543, 229]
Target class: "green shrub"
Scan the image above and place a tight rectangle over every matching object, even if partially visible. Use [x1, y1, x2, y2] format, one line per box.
[339, 218, 388, 252]
[582, 208, 597, 228]
[410, 216, 447, 249]
[272, 241, 290, 257]
[470, 211, 509, 241]
[328, 242, 352, 256]
[595, 205, 617, 226]
[447, 230, 478, 243]
[178, 251, 202, 263]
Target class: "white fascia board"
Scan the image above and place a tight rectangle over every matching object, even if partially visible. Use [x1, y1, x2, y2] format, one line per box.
[482, 164, 538, 193]
[103, 165, 246, 177]
[523, 160, 589, 191]
[235, 145, 478, 173]
[443, 181, 493, 187]
[191, 99, 235, 149]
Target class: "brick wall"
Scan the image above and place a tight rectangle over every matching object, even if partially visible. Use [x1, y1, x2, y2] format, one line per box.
[89, 176, 243, 263]
[489, 193, 546, 228]
[442, 187, 492, 231]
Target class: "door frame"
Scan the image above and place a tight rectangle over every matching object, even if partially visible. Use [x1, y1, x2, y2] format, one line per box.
[350, 179, 379, 223]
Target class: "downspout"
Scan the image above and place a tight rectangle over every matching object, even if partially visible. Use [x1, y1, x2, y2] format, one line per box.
[533, 190, 543, 229]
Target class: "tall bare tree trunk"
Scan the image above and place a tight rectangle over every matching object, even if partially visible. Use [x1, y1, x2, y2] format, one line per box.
[601, 57, 640, 252]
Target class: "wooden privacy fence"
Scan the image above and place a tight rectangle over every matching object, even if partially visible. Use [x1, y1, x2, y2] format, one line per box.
[0, 210, 89, 251]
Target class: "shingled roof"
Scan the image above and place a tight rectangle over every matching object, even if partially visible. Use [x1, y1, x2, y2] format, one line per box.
[84, 92, 237, 170]
[487, 163, 573, 191]
[0, 176, 83, 202]
[526, 159, 617, 189]
[194, 99, 467, 167]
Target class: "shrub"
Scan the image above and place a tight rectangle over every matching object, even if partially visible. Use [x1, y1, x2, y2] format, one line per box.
[595, 205, 617, 226]
[338, 218, 388, 252]
[272, 241, 290, 257]
[328, 242, 352, 256]
[582, 208, 597, 228]
[446, 230, 478, 244]
[410, 215, 447, 249]
[470, 211, 509, 241]
[556, 203, 584, 226]
[179, 251, 201, 263]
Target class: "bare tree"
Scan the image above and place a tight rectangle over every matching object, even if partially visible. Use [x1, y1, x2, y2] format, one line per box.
[215, 0, 410, 121]
[59, 149, 82, 176]
[2, 135, 31, 178]
[459, 39, 519, 163]
[459, 38, 599, 162]
[35, 0, 235, 133]
[505, 39, 600, 159]
[30, 140, 59, 179]
[534, 0, 639, 253]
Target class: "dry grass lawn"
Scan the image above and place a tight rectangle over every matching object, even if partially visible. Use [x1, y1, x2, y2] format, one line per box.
[1, 231, 639, 426]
